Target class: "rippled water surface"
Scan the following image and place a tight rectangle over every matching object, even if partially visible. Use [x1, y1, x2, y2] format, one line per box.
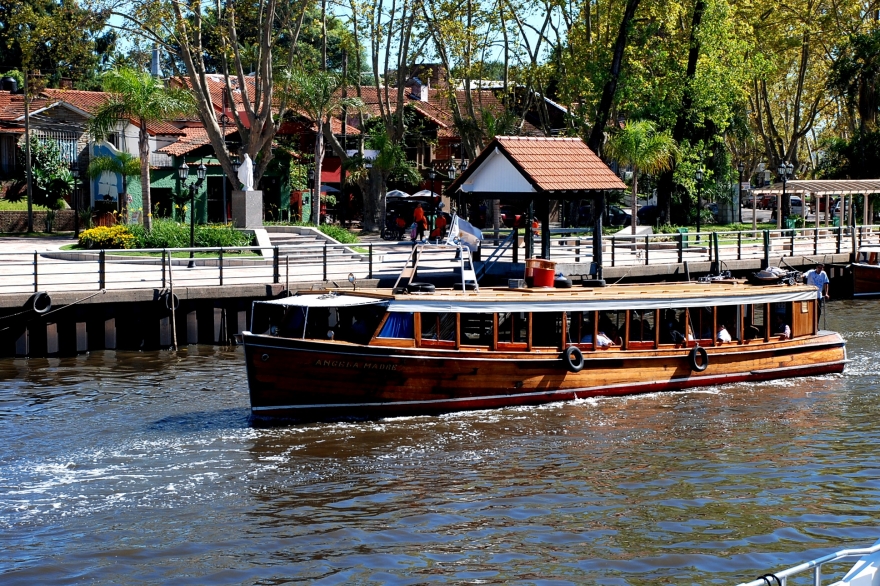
[1, 301, 879, 585]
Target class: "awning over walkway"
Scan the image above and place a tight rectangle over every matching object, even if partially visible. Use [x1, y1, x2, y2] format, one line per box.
[753, 179, 880, 195]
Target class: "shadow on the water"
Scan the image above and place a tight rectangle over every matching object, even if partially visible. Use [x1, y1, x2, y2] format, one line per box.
[150, 407, 252, 432]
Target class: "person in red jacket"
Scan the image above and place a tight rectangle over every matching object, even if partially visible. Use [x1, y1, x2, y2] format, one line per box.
[412, 203, 427, 241]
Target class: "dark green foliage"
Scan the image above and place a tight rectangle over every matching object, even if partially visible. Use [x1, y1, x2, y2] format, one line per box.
[129, 219, 189, 249]
[128, 219, 253, 248]
[318, 224, 358, 244]
[5, 136, 72, 210]
[815, 130, 880, 180]
[830, 30, 880, 130]
[194, 224, 254, 248]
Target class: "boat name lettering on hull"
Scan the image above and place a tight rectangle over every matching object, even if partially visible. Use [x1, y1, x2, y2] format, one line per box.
[314, 359, 398, 371]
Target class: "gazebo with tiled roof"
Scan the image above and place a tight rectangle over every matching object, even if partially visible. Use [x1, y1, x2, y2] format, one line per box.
[447, 136, 626, 263]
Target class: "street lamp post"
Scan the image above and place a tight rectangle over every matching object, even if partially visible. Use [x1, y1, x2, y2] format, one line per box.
[777, 160, 794, 228]
[179, 161, 207, 267]
[737, 161, 745, 224]
[69, 162, 80, 237]
[695, 167, 704, 242]
[428, 164, 437, 201]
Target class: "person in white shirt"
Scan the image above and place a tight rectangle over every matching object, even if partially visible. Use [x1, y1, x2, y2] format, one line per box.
[581, 325, 615, 348]
[716, 324, 732, 343]
[804, 263, 830, 321]
[775, 314, 791, 339]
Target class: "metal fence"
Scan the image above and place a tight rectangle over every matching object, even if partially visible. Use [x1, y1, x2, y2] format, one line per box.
[0, 225, 877, 295]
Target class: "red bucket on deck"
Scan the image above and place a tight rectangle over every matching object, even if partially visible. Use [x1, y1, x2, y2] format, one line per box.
[532, 267, 555, 288]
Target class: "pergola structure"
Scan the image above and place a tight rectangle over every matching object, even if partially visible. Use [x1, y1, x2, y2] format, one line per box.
[752, 179, 880, 229]
[447, 136, 626, 270]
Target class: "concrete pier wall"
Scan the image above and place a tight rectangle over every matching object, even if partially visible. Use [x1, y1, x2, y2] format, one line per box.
[0, 281, 378, 358]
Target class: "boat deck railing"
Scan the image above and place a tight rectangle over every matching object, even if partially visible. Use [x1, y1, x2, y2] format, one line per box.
[736, 541, 880, 586]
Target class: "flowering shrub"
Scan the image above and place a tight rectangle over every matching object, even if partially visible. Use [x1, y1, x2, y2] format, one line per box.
[78, 226, 136, 249]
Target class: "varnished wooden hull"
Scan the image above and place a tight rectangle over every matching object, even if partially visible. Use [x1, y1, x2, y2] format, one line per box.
[243, 332, 847, 421]
[853, 263, 880, 297]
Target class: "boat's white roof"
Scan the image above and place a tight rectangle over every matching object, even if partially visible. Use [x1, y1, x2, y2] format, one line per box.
[261, 293, 388, 308]
[261, 282, 819, 313]
[384, 284, 817, 313]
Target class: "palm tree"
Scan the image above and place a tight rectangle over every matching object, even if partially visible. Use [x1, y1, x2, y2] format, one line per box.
[278, 68, 362, 226]
[89, 68, 193, 231]
[604, 120, 678, 234]
[87, 152, 141, 221]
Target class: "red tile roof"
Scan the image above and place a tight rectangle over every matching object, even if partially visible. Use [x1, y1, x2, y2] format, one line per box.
[158, 125, 237, 156]
[0, 91, 50, 121]
[0, 89, 184, 136]
[343, 86, 543, 137]
[450, 136, 627, 193]
[41, 88, 108, 115]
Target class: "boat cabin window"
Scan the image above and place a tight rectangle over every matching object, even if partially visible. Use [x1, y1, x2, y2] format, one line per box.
[716, 306, 739, 343]
[745, 304, 766, 340]
[629, 310, 656, 346]
[460, 313, 494, 347]
[498, 312, 529, 347]
[598, 311, 624, 346]
[378, 312, 414, 339]
[532, 312, 565, 348]
[250, 302, 290, 336]
[658, 309, 687, 344]
[420, 312, 456, 344]
[337, 306, 385, 344]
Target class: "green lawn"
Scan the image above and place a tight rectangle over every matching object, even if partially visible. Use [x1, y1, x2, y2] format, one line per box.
[0, 200, 50, 211]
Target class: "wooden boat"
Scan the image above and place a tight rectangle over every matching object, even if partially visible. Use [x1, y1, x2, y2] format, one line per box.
[852, 246, 880, 298]
[242, 248, 846, 421]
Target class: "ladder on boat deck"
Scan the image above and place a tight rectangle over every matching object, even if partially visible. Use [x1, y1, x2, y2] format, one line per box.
[392, 245, 480, 293]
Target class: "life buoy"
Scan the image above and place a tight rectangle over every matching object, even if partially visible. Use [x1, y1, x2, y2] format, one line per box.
[164, 292, 180, 311]
[563, 346, 585, 373]
[406, 282, 435, 294]
[30, 291, 52, 314]
[452, 282, 479, 291]
[688, 346, 708, 371]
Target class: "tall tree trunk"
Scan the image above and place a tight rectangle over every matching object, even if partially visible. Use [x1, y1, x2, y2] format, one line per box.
[657, 0, 705, 224]
[139, 118, 152, 231]
[586, 0, 641, 154]
[314, 119, 324, 226]
[631, 169, 639, 234]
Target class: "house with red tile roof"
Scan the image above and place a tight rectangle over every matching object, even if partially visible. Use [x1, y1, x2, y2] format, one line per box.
[0, 89, 187, 221]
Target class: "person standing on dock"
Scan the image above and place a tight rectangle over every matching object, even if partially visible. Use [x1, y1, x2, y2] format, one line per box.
[413, 203, 427, 241]
[804, 263, 830, 322]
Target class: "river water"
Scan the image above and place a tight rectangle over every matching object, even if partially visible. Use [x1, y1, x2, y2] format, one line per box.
[1, 301, 878, 585]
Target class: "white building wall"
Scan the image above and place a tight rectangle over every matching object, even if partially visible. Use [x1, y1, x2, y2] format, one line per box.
[460, 148, 536, 194]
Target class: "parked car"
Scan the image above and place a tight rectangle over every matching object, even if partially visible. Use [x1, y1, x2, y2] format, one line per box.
[705, 202, 720, 221]
[499, 205, 527, 228]
[578, 204, 633, 227]
[636, 205, 662, 225]
[759, 195, 777, 210]
[790, 196, 804, 217]
[770, 196, 805, 220]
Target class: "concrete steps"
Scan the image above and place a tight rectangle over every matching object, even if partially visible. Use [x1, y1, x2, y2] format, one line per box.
[263, 229, 366, 264]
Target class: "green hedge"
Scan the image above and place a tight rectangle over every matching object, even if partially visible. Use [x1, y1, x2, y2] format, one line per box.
[318, 224, 359, 244]
[80, 220, 253, 249]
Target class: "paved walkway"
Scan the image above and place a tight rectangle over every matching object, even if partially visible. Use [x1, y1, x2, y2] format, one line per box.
[0, 235, 77, 254]
[0, 224, 871, 296]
